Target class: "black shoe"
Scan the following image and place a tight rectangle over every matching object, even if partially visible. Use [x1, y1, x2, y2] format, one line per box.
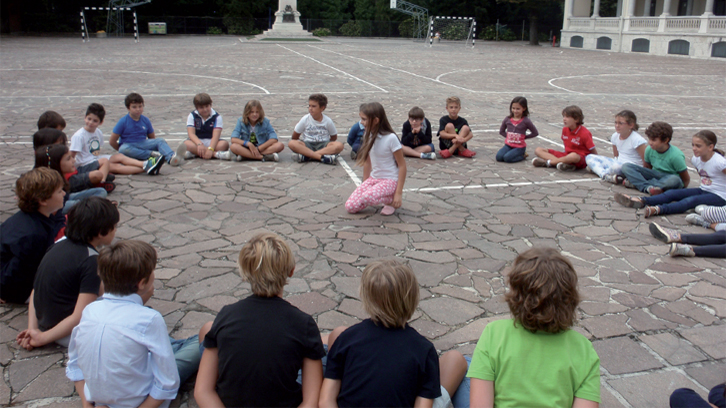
[106, 173, 116, 182]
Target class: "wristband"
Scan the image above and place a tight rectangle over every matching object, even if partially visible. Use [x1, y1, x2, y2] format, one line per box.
[208, 147, 214, 151]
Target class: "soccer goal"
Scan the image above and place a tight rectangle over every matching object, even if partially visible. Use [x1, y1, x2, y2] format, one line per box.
[426, 16, 476, 47]
[80, 6, 139, 43]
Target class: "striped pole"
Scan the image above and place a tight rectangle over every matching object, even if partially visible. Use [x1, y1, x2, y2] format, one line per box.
[80, 10, 87, 42]
[133, 11, 139, 43]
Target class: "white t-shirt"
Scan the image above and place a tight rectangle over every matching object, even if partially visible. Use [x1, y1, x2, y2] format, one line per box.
[70, 127, 104, 167]
[692, 153, 726, 200]
[611, 131, 646, 165]
[186, 109, 223, 129]
[370, 133, 402, 180]
[294, 114, 337, 143]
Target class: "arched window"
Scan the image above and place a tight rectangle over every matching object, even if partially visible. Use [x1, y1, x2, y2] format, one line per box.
[712, 41, 726, 58]
[632, 38, 650, 53]
[596, 37, 612, 50]
[668, 39, 690, 55]
[570, 36, 584, 48]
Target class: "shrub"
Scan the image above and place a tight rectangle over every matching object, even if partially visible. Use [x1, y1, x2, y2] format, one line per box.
[313, 27, 332, 36]
[224, 17, 260, 35]
[398, 18, 413, 38]
[207, 27, 223, 35]
[499, 27, 516, 41]
[442, 23, 467, 41]
[339, 20, 362, 36]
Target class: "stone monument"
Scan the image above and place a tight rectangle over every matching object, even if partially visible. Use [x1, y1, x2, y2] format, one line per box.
[264, 0, 312, 37]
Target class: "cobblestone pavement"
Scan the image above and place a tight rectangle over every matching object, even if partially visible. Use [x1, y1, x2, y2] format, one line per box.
[0, 36, 724, 407]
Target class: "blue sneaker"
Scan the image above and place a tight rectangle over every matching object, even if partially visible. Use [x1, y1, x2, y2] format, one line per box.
[321, 154, 338, 165]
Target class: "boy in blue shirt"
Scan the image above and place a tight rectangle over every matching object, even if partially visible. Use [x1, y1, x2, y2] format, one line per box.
[66, 240, 202, 408]
[109, 93, 184, 174]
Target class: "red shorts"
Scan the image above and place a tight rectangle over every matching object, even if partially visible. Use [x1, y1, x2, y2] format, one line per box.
[548, 149, 587, 169]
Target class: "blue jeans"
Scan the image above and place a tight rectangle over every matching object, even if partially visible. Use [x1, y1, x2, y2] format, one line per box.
[621, 163, 683, 193]
[449, 355, 471, 408]
[119, 139, 174, 161]
[171, 335, 202, 384]
[642, 188, 726, 215]
[63, 188, 107, 214]
[496, 145, 526, 163]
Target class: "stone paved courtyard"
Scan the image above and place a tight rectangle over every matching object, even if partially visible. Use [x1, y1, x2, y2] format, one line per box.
[0, 35, 724, 407]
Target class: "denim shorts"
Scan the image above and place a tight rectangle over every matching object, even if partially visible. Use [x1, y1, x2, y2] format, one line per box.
[305, 141, 330, 152]
[76, 161, 100, 174]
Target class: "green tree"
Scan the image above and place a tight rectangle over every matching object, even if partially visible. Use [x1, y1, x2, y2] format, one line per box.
[497, 0, 559, 45]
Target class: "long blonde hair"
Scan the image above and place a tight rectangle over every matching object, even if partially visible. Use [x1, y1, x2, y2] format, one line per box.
[355, 102, 395, 166]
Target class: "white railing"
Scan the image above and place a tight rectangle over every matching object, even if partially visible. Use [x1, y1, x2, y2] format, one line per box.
[569, 17, 592, 28]
[665, 17, 701, 31]
[709, 17, 726, 30]
[595, 17, 620, 30]
[629, 17, 659, 30]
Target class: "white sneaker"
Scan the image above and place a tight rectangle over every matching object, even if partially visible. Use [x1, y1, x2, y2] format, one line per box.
[262, 153, 279, 162]
[421, 152, 436, 160]
[215, 150, 235, 161]
[695, 205, 707, 215]
[169, 143, 187, 166]
[685, 213, 712, 229]
[184, 151, 195, 160]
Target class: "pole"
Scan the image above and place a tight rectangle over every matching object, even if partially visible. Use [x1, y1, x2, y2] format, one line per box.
[496, 19, 499, 41]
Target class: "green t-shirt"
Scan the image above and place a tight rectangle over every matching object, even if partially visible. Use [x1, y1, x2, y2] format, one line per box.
[644, 145, 687, 174]
[467, 319, 601, 407]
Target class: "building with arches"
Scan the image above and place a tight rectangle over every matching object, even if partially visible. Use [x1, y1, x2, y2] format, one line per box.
[561, 0, 726, 58]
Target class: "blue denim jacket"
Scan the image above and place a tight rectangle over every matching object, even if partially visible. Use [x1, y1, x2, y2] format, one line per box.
[347, 121, 365, 151]
[231, 117, 278, 145]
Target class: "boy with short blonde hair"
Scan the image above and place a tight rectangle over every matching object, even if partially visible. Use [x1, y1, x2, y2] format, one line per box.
[438, 96, 475, 158]
[180, 93, 234, 160]
[195, 232, 325, 407]
[1, 168, 66, 304]
[320, 259, 467, 407]
[468, 247, 601, 407]
[66, 240, 202, 408]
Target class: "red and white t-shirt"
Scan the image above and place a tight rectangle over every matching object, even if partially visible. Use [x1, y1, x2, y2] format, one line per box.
[562, 126, 595, 158]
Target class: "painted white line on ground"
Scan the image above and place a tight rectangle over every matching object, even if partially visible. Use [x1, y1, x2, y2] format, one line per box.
[405, 177, 601, 192]
[535, 136, 565, 148]
[0, 90, 383, 100]
[547, 73, 725, 99]
[0, 68, 270, 94]
[277, 45, 387, 93]
[306, 45, 478, 93]
[336, 155, 362, 186]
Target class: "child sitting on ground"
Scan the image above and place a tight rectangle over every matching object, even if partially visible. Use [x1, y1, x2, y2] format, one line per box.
[16, 196, 118, 350]
[34, 144, 108, 214]
[438, 96, 475, 158]
[0, 168, 66, 304]
[181, 92, 234, 161]
[585, 110, 646, 183]
[347, 104, 366, 160]
[468, 247, 601, 407]
[66, 240, 203, 408]
[71, 103, 159, 177]
[616, 130, 725, 217]
[195, 232, 325, 407]
[401, 106, 436, 160]
[618, 121, 689, 195]
[289, 93, 344, 164]
[319, 259, 468, 407]
[109, 92, 183, 173]
[497, 96, 539, 163]
[37, 110, 66, 131]
[230, 100, 285, 162]
[533, 105, 597, 171]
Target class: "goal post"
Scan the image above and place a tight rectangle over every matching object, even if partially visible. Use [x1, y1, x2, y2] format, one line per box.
[81, 6, 139, 43]
[427, 16, 476, 47]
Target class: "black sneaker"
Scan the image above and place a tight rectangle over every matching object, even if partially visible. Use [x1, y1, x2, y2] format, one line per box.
[146, 156, 164, 175]
[106, 173, 116, 182]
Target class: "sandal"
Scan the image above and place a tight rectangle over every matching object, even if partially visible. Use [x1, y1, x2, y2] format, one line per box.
[614, 192, 644, 209]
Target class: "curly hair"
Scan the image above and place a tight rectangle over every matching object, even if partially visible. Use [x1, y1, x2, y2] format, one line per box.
[645, 121, 673, 142]
[15, 167, 64, 213]
[505, 247, 580, 333]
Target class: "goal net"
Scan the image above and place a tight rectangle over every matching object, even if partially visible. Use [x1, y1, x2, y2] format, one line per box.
[426, 16, 476, 47]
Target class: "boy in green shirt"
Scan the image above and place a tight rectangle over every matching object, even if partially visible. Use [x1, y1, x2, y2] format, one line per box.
[468, 247, 601, 408]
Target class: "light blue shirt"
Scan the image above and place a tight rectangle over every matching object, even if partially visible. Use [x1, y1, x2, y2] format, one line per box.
[66, 293, 179, 408]
[112, 114, 155, 146]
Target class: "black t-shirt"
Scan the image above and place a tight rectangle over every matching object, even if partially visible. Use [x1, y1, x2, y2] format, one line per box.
[33, 238, 100, 331]
[437, 115, 469, 136]
[325, 319, 441, 407]
[204, 295, 325, 407]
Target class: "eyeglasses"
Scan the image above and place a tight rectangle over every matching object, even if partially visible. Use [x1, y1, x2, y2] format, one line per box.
[614, 121, 627, 125]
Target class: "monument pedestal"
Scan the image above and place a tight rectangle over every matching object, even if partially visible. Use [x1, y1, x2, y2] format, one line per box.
[264, 1, 311, 37]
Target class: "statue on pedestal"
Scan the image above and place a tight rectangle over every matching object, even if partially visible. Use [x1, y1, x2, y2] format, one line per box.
[264, 0, 311, 36]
